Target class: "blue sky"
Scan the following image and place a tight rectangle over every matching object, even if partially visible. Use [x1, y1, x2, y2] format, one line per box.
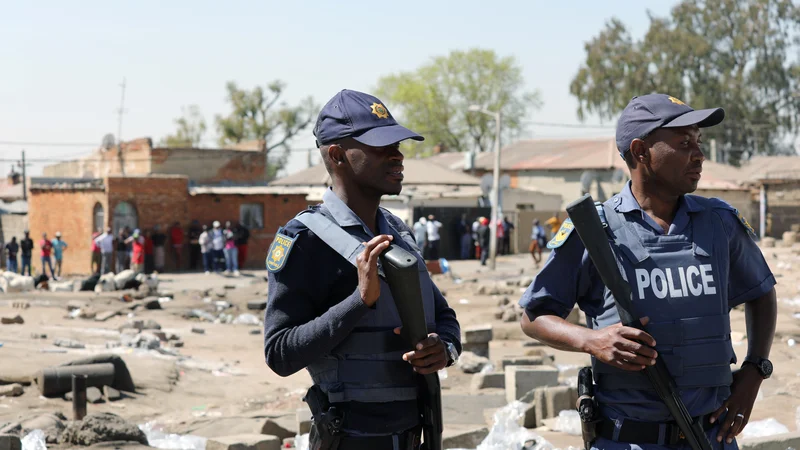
[0, 0, 681, 177]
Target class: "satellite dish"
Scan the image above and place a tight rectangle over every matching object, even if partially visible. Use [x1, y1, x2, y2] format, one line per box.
[580, 170, 596, 193]
[101, 134, 116, 151]
[499, 174, 511, 190]
[611, 168, 627, 183]
[480, 174, 493, 196]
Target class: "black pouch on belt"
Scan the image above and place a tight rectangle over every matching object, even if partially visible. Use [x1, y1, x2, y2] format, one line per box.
[304, 385, 346, 450]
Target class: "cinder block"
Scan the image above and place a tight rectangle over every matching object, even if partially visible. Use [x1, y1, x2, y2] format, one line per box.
[470, 372, 505, 391]
[205, 434, 280, 450]
[501, 355, 553, 369]
[462, 342, 489, 358]
[463, 324, 493, 344]
[505, 365, 559, 403]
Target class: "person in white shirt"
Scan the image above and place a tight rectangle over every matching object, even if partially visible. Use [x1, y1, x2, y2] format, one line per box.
[198, 225, 211, 274]
[413, 217, 427, 254]
[93, 227, 114, 274]
[211, 221, 225, 273]
[425, 215, 443, 260]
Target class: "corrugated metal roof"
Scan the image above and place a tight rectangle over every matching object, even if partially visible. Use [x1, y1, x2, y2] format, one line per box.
[0, 200, 28, 214]
[739, 155, 800, 181]
[0, 183, 23, 201]
[271, 159, 481, 186]
[189, 185, 321, 196]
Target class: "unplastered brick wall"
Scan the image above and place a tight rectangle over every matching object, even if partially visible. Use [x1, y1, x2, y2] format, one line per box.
[150, 148, 266, 184]
[188, 193, 308, 268]
[28, 188, 107, 275]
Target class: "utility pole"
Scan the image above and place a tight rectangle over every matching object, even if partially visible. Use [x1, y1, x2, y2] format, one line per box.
[116, 77, 127, 176]
[20, 150, 27, 201]
[488, 111, 502, 270]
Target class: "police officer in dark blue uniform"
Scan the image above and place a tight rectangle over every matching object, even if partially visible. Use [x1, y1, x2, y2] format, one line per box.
[519, 94, 778, 450]
[263, 89, 461, 450]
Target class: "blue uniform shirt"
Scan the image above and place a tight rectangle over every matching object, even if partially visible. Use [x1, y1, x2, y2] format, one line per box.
[264, 188, 461, 436]
[520, 182, 775, 426]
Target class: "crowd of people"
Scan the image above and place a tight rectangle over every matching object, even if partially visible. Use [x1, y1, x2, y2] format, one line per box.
[411, 213, 517, 265]
[1, 219, 251, 278]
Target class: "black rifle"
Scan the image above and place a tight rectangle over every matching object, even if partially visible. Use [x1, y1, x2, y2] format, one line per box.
[381, 245, 443, 450]
[565, 194, 713, 450]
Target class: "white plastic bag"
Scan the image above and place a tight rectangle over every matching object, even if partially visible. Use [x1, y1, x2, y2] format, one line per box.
[477, 401, 546, 450]
[139, 422, 207, 450]
[741, 418, 789, 439]
[21, 429, 47, 450]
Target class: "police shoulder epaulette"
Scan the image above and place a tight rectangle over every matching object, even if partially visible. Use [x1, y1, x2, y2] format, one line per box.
[266, 226, 297, 273]
[705, 197, 757, 240]
[547, 218, 575, 249]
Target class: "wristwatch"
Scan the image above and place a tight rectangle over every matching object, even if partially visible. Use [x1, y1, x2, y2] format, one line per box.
[444, 341, 459, 368]
[743, 356, 773, 379]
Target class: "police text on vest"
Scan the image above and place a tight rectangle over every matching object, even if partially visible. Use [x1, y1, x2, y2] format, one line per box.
[635, 265, 716, 299]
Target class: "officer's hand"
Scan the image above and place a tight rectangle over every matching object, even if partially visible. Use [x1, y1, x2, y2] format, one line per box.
[586, 317, 658, 371]
[709, 365, 763, 444]
[357, 234, 393, 307]
[395, 328, 448, 375]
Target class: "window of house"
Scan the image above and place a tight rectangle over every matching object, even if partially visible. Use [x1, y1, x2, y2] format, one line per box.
[112, 201, 138, 233]
[93, 203, 104, 233]
[240, 203, 264, 229]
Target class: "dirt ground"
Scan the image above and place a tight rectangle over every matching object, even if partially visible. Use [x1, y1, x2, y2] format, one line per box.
[1, 244, 800, 450]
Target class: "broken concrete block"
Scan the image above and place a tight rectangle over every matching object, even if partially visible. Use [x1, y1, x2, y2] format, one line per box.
[191, 327, 206, 334]
[501, 308, 518, 322]
[86, 386, 104, 403]
[457, 351, 491, 374]
[760, 237, 776, 248]
[249, 329, 261, 335]
[143, 298, 162, 310]
[505, 365, 559, 403]
[740, 431, 800, 450]
[442, 427, 489, 450]
[0, 384, 23, 397]
[247, 300, 268, 311]
[495, 296, 511, 307]
[493, 309, 504, 320]
[534, 385, 578, 428]
[462, 342, 489, 359]
[142, 319, 162, 330]
[260, 417, 295, 440]
[463, 324, 493, 344]
[296, 408, 312, 435]
[206, 434, 281, 450]
[0, 434, 21, 450]
[501, 355, 553, 369]
[470, 372, 505, 391]
[0, 315, 23, 325]
[150, 331, 168, 342]
[104, 386, 122, 401]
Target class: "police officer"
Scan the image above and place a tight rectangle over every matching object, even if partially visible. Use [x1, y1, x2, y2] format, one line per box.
[263, 89, 461, 450]
[519, 94, 777, 450]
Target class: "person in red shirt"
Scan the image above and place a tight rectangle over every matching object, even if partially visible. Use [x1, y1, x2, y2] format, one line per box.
[126, 229, 146, 274]
[169, 221, 184, 271]
[90, 229, 101, 274]
[39, 232, 56, 279]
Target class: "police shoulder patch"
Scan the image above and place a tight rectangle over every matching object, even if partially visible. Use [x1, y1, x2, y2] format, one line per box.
[733, 208, 757, 240]
[266, 229, 297, 273]
[547, 218, 575, 249]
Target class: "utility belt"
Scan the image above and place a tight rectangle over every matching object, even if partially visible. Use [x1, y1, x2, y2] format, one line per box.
[304, 385, 422, 450]
[576, 367, 717, 449]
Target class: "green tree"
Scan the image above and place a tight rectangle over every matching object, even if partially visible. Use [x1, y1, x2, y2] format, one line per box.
[160, 105, 207, 148]
[376, 48, 542, 156]
[215, 81, 316, 178]
[570, 0, 800, 165]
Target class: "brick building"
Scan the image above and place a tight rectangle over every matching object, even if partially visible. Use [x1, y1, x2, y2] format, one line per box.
[42, 137, 268, 184]
[28, 175, 309, 276]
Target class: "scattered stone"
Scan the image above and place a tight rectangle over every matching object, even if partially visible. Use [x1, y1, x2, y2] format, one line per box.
[150, 331, 168, 341]
[0, 384, 23, 397]
[760, 237, 776, 248]
[247, 300, 268, 311]
[505, 365, 559, 403]
[170, 341, 185, 348]
[0, 422, 21, 435]
[782, 231, 797, 246]
[119, 320, 144, 332]
[20, 412, 66, 444]
[12, 301, 29, 309]
[493, 309, 504, 320]
[0, 435, 21, 450]
[191, 327, 206, 334]
[442, 427, 489, 450]
[249, 329, 261, 335]
[463, 324, 493, 344]
[142, 319, 162, 330]
[67, 300, 85, 311]
[1, 315, 23, 325]
[30, 333, 47, 339]
[501, 308, 518, 322]
[168, 333, 181, 341]
[260, 418, 295, 440]
[214, 288, 227, 298]
[132, 332, 161, 350]
[59, 412, 148, 446]
[470, 372, 505, 391]
[54, 338, 86, 349]
[144, 298, 162, 310]
[94, 311, 119, 322]
[457, 351, 491, 374]
[495, 296, 510, 307]
[461, 342, 489, 359]
[206, 434, 280, 450]
[501, 355, 553, 369]
[87, 386, 104, 403]
[104, 386, 122, 401]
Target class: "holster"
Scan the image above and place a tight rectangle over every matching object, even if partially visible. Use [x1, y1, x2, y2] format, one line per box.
[304, 385, 345, 450]
[576, 367, 600, 450]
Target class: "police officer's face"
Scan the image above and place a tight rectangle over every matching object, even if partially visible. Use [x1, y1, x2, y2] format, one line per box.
[645, 125, 705, 194]
[333, 139, 405, 196]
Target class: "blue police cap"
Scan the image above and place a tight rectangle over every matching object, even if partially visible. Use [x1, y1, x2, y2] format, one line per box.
[313, 89, 424, 147]
[616, 94, 724, 157]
